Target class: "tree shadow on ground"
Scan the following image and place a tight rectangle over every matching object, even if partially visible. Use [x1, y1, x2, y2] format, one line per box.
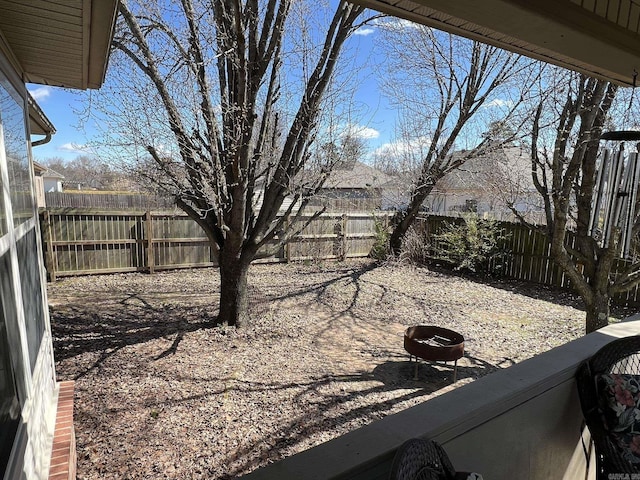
[262, 260, 380, 312]
[425, 263, 585, 310]
[213, 352, 511, 478]
[65, 343, 513, 479]
[50, 263, 533, 479]
[51, 263, 536, 478]
[145, 370, 436, 478]
[424, 262, 638, 320]
[259, 261, 405, 337]
[50, 296, 217, 379]
[72, 360, 450, 478]
[372, 352, 503, 389]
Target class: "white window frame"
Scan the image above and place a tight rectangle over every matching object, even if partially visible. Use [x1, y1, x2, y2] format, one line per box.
[0, 45, 52, 480]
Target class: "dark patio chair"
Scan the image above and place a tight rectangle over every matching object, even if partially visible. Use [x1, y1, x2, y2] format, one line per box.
[389, 438, 481, 480]
[576, 335, 640, 479]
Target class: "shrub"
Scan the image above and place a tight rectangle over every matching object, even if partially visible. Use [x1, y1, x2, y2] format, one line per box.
[398, 225, 430, 265]
[432, 214, 509, 275]
[369, 217, 390, 260]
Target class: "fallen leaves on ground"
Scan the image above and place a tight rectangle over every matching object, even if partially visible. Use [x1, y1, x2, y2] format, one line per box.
[49, 259, 591, 479]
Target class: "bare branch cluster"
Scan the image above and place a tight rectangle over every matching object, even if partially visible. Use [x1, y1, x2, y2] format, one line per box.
[374, 23, 537, 252]
[527, 70, 640, 331]
[105, 0, 366, 326]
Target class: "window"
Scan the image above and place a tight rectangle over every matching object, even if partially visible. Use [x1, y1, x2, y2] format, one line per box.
[0, 252, 22, 475]
[0, 67, 31, 477]
[17, 230, 44, 371]
[0, 317, 20, 475]
[0, 83, 32, 228]
[464, 199, 478, 213]
[0, 110, 6, 238]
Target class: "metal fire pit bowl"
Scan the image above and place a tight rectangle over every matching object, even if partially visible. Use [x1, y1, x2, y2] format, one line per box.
[404, 325, 464, 382]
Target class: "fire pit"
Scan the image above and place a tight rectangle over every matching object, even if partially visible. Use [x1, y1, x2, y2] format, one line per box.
[404, 325, 465, 382]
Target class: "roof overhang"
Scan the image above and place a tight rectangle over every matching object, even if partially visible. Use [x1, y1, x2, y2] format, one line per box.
[28, 92, 55, 146]
[0, 0, 118, 89]
[353, 0, 640, 86]
[27, 93, 55, 137]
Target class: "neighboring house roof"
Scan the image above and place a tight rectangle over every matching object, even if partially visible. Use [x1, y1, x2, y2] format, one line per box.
[32, 162, 64, 179]
[32, 161, 46, 175]
[42, 168, 65, 180]
[323, 161, 395, 190]
[437, 146, 533, 193]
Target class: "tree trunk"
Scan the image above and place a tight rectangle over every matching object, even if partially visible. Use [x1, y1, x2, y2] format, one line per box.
[218, 254, 251, 328]
[389, 212, 411, 255]
[389, 196, 428, 255]
[584, 292, 610, 334]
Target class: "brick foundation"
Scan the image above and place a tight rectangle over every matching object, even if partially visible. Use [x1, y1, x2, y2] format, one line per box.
[48, 381, 76, 480]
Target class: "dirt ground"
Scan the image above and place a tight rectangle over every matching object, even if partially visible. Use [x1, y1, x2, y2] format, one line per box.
[48, 259, 605, 479]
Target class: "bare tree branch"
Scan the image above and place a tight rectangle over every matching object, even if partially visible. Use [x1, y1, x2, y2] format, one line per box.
[108, 0, 366, 327]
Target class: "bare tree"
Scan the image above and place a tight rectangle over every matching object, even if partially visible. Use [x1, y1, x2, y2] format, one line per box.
[520, 71, 640, 333]
[107, 0, 369, 327]
[39, 155, 122, 190]
[375, 23, 535, 253]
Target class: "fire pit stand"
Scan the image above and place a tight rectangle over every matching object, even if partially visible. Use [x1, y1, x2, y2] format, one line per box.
[404, 325, 465, 382]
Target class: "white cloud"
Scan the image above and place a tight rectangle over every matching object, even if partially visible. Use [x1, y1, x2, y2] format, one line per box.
[29, 86, 52, 101]
[340, 124, 380, 140]
[483, 98, 514, 108]
[372, 136, 431, 158]
[59, 143, 92, 154]
[352, 126, 380, 140]
[380, 18, 424, 31]
[354, 27, 375, 36]
[151, 143, 175, 156]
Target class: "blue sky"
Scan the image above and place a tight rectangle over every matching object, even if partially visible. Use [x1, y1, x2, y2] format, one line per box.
[25, 13, 532, 169]
[27, 19, 402, 166]
[27, 85, 100, 162]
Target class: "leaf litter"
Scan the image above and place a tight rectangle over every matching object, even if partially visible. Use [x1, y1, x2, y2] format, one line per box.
[49, 259, 594, 479]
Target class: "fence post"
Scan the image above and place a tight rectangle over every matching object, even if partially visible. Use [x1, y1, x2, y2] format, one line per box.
[340, 214, 347, 261]
[145, 210, 155, 274]
[41, 209, 56, 282]
[285, 217, 291, 263]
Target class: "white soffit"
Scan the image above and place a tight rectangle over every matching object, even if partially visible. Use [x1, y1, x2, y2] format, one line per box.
[0, 0, 118, 90]
[353, 0, 640, 86]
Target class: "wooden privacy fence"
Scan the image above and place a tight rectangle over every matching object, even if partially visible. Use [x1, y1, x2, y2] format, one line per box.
[40, 209, 393, 280]
[415, 215, 640, 306]
[44, 192, 175, 210]
[38, 209, 640, 305]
